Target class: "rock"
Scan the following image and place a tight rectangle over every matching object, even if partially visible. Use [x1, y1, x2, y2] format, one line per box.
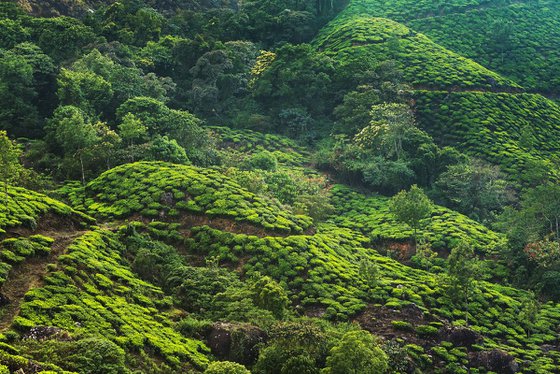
[0, 293, 10, 307]
[23, 326, 72, 341]
[207, 322, 267, 365]
[401, 303, 425, 321]
[160, 192, 174, 206]
[444, 326, 482, 348]
[469, 349, 519, 374]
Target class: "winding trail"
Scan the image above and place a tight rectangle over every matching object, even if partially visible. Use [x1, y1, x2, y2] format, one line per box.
[0, 230, 85, 331]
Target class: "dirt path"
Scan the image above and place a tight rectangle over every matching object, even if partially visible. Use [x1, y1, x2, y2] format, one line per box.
[0, 230, 85, 331]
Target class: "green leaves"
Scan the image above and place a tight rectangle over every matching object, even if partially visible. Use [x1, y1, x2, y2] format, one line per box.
[389, 184, 433, 237]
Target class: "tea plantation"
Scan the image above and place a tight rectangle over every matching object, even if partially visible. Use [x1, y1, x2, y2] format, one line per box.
[71, 161, 313, 234]
[408, 0, 560, 93]
[328, 185, 505, 254]
[3, 230, 210, 372]
[415, 91, 560, 184]
[2, 0, 560, 372]
[314, 15, 519, 90]
[185, 223, 560, 372]
[0, 185, 93, 236]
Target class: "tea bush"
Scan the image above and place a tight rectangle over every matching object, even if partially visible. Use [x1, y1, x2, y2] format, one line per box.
[0, 184, 93, 236]
[78, 162, 313, 233]
[14, 230, 210, 371]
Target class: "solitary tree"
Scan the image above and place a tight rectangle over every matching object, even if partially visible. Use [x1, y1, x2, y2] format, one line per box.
[0, 131, 22, 203]
[389, 184, 433, 244]
[323, 330, 388, 374]
[446, 241, 480, 325]
[519, 292, 540, 337]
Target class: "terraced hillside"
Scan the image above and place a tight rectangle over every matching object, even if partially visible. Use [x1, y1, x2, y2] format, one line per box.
[314, 15, 520, 90]
[328, 185, 506, 255]
[408, 1, 560, 94]
[318, 0, 560, 92]
[314, 0, 560, 184]
[187, 225, 560, 372]
[66, 161, 313, 234]
[2, 0, 560, 372]
[0, 161, 558, 372]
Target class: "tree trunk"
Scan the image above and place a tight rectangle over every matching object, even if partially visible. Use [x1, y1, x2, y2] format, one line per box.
[79, 154, 86, 187]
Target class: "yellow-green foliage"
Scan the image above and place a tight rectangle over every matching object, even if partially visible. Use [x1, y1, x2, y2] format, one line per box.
[0, 235, 54, 285]
[314, 14, 518, 89]
[328, 185, 505, 253]
[415, 91, 560, 183]
[16, 230, 210, 370]
[0, 184, 93, 235]
[186, 224, 560, 369]
[187, 225, 372, 319]
[80, 161, 312, 233]
[209, 126, 309, 166]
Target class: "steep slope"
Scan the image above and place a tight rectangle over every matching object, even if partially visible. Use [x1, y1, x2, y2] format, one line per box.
[319, 0, 560, 92]
[314, 15, 520, 91]
[0, 162, 558, 372]
[314, 1, 560, 185]
[329, 185, 505, 255]
[0, 184, 92, 236]
[415, 91, 560, 183]
[13, 230, 210, 371]
[187, 224, 560, 372]
[69, 161, 313, 234]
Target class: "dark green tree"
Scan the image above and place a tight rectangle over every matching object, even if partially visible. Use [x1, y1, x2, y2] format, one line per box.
[323, 330, 388, 374]
[0, 131, 22, 201]
[446, 241, 480, 325]
[390, 185, 433, 244]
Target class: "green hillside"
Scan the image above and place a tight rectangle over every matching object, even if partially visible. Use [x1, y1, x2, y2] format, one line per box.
[321, 0, 560, 93]
[329, 185, 505, 255]
[409, 1, 560, 94]
[415, 91, 560, 185]
[2, 0, 560, 372]
[69, 161, 313, 234]
[0, 184, 93, 235]
[187, 224, 560, 371]
[314, 15, 519, 90]
[314, 1, 560, 184]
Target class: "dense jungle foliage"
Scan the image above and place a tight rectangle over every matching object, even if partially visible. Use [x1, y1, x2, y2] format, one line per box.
[0, 0, 559, 372]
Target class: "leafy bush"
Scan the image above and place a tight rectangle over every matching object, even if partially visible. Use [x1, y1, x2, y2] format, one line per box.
[246, 151, 278, 171]
[204, 361, 251, 374]
[323, 330, 388, 374]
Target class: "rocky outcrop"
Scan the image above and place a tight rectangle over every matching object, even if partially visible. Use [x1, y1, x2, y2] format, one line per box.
[469, 349, 519, 374]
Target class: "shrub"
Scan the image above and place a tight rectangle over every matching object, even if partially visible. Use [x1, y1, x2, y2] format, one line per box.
[64, 338, 126, 374]
[246, 151, 278, 171]
[204, 361, 250, 374]
[323, 330, 388, 374]
[415, 325, 440, 337]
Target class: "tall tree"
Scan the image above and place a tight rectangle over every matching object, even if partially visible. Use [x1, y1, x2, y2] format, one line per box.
[0, 131, 22, 202]
[390, 184, 433, 244]
[434, 159, 511, 223]
[446, 241, 480, 325]
[355, 103, 415, 160]
[46, 106, 99, 185]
